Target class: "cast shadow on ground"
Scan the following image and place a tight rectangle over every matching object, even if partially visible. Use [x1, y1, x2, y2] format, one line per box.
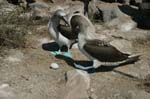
[55, 55, 140, 80]
[118, 5, 150, 29]
[42, 42, 59, 51]
[42, 42, 140, 80]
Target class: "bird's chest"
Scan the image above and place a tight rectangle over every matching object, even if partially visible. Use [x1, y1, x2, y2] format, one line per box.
[48, 22, 70, 46]
[49, 22, 58, 39]
[78, 34, 87, 53]
[78, 34, 94, 60]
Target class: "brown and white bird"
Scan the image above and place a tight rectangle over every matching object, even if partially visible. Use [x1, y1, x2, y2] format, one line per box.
[48, 9, 78, 57]
[70, 14, 140, 70]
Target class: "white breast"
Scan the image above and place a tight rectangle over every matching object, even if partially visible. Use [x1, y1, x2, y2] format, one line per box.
[78, 33, 95, 60]
[48, 21, 71, 47]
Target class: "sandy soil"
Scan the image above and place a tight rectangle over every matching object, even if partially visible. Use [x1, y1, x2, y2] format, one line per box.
[0, 24, 150, 99]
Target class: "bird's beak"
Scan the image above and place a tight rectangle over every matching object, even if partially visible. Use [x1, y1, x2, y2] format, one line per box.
[62, 16, 69, 26]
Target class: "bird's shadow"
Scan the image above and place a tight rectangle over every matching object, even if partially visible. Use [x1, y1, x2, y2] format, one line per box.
[42, 42, 59, 51]
[55, 55, 138, 73]
[42, 42, 140, 79]
[55, 55, 140, 80]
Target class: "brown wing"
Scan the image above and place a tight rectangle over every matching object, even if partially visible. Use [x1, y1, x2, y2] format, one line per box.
[83, 39, 129, 62]
[57, 25, 78, 40]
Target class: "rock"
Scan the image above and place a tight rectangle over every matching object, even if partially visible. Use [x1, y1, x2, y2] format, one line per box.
[66, 1, 84, 15]
[109, 29, 150, 42]
[0, 0, 7, 4]
[106, 16, 137, 32]
[62, 69, 90, 99]
[4, 49, 25, 63]
[50, 63, 60, 69]
[29, 2, 50, 18]
[119, 19, 137, 32]
[49, 0, 84, 21]
[29, 1, 49, 9]
[71, 0, 98, 18]
[96, 3, 122, 22]
[110, 39, 133, 54]
[127, 90, 150, 99]
[0, 83, 15, 99]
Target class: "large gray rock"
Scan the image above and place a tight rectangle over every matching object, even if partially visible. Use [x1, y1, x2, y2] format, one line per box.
[105, 16, 137, 32]
[127, 90, 150, 99]
[65, 1, 84, 15]
[48, 1, 84, 20]
[0, 83, 16, 99]
[0, 0, 8, 4]
[62, 69, 90, 99]
[110, 39, 133, 54]
[28, 2, 50, 18]
[96, 3, 122, 22]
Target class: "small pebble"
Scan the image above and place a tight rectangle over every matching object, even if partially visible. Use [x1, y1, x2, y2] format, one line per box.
[0, 84, 9, 89]
[50, 63, 60, 69]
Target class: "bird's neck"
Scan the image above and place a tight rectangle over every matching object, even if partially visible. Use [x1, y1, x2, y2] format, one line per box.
[51, 17, 60, 27]
[78, 33, 86, 40]
[78, 33, 86, 48]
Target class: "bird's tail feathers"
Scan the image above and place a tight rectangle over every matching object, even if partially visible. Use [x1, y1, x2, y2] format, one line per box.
[126, 53, 141, 63]
[100, 53, 141, 67]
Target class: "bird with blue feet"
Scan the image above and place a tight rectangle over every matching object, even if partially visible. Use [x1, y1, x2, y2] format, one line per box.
[48, 9, 78, 58]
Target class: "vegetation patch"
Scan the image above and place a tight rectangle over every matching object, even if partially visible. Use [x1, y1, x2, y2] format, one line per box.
[0, 5, 49, 51]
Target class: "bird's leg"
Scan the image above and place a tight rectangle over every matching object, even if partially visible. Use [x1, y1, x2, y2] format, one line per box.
[63, 50, 73, 58]
[50, 50, 62, 56]
[61, 45, 73, 58]
[50, 45, 62, 56]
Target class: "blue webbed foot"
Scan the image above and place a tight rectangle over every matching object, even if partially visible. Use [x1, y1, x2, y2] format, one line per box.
[50, 51, 62, 56]
[63, 52, 73, 58]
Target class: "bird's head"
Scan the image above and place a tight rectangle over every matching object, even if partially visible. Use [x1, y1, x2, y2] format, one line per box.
[70, 14, 91, 34]
[54, 9, 69, 26]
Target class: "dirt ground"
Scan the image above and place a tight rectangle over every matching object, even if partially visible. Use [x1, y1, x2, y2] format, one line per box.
[0, 1, 150, 99]
[0, 23, 150, 99]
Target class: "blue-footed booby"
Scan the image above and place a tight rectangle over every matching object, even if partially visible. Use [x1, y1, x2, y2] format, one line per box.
[70, 14, 140, 70]
[48, 9, 78, 57]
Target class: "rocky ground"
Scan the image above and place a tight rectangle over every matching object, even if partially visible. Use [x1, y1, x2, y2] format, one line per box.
[0, 0, 150, 99]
